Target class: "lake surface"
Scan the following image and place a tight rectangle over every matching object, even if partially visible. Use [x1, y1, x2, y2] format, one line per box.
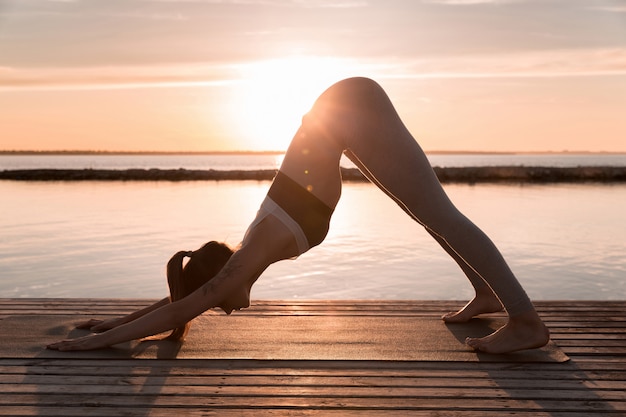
[1, 178, 624, 301]
[1, 152, 625, 171]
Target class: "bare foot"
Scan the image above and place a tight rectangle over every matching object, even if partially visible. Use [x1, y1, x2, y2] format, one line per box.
[442, 294, 503, 323]
[465, 311, 550, 354]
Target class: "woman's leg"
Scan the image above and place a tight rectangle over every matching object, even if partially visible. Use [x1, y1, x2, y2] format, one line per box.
[305, 77, 548, 353]
[345, 148, 503, 322]
[427, 230, 505, 322]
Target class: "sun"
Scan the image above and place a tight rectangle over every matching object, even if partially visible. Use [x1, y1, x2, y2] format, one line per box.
[228, 56, 358, 151]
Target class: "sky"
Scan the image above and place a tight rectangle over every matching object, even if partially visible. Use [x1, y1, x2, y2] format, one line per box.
[1, 0, 625, 153]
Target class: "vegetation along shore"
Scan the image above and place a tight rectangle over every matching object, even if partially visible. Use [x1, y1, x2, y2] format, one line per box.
[1, 166, 625, 183]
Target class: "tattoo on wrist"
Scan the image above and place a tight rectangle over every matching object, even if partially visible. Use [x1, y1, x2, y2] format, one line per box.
[201, 260, 241, 297]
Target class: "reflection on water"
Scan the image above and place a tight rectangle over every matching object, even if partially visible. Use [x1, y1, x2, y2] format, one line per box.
[0, 180, 624, 300]
[1, 152, 625, 171]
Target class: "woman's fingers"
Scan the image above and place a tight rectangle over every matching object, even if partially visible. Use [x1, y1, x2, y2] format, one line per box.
[74, 319, 104, 329]
[91, 320, 113, 332]
[74, 318, 119, 332]
[47, 334, 106, 351]
[46, 340, 73, 351]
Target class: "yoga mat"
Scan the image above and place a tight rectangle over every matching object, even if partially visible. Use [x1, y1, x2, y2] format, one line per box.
[1, 314, 569, 362]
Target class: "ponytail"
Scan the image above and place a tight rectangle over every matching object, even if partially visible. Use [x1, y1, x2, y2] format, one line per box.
[164, 243, 234, 341]
[165, 251, 192, 340]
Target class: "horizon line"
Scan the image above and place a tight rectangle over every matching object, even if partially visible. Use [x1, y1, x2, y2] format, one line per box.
[1, 150, 626, 156]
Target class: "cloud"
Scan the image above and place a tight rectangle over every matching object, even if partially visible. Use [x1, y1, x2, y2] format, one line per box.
[142, 0, 367, 7]
[2, 48, 625, 91]
[587, 6, 626, 13]
[376, 48, 626, 79]
[422, 0, 522, 4]
[0, 64, 239, 91]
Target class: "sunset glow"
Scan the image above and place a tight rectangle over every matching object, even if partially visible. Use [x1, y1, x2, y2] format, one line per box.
[228, 56, 360, 150]
[1, 0, 625, 153]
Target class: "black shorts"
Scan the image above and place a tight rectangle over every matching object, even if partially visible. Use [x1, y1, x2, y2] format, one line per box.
[267, 171, 334, 250]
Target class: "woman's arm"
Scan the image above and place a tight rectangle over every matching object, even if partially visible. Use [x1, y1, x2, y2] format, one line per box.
[47, 296, 201, 351]
[75, 297, 171, 332]
[47, 208, 299, 352]
[46, 248, 266, 351]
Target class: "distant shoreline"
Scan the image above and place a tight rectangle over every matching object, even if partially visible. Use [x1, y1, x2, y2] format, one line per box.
[1, 166, 625, 183]
[0, 150, 285, 156]
[2, 150, 625, 156]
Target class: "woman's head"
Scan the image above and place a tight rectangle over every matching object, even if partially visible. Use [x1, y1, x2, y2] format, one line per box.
[166, 241, 234, 340]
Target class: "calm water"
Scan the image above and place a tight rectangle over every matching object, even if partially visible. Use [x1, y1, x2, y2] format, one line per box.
[1, 176, 624, 301]
[1, 152, 625, 171]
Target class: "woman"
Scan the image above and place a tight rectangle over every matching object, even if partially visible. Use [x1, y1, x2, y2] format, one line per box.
[71, 241, 235, 340]
[48, 77, 549, 354]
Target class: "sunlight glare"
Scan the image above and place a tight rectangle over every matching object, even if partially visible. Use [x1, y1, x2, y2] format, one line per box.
[230, 56, 357, 151]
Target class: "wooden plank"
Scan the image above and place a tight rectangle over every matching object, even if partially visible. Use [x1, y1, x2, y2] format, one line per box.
[4, 382, 626, 402]
[5, 384, 626, 403]
[1, 299, 625, 416]
[2, 356, 626, 372]
[2, 394, 625, 412]
[3, 373, 626, 391]
[0, 408, 617, 417]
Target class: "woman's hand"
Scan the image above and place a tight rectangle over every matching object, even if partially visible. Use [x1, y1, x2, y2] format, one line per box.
[75, 317, 123, 332]
[47, 333, 110, 352]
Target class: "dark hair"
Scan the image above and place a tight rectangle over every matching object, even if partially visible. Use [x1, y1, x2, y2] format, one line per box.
[165, 241, 234, 340]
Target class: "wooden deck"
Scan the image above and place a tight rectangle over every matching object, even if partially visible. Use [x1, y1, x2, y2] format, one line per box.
[1, 299, 625, 416]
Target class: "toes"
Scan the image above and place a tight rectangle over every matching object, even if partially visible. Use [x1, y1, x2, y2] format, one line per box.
[442, 310, 472, 323]
[465, 337, 481, 350]
[441, 312, 455, 321]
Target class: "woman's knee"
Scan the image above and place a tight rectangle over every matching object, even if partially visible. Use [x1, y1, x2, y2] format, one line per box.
[317, 77, 387, 109]
[305, 77, 391, 142]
